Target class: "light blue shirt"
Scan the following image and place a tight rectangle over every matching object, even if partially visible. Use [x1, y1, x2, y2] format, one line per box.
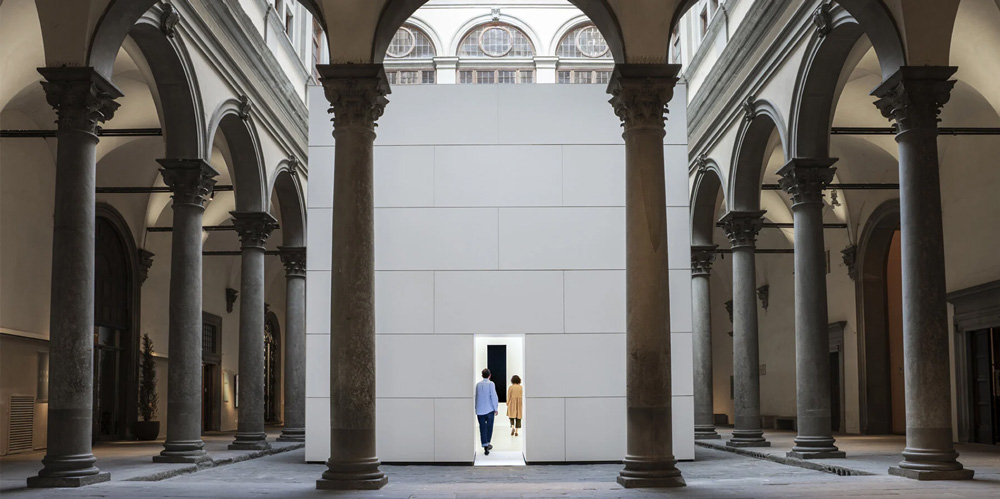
[475, 379, 499, 416]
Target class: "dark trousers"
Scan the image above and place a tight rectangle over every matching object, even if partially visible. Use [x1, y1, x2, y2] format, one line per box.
[477, 412, 495, 447]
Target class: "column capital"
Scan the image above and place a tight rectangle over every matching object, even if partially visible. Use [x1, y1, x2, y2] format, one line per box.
[138, 249, 155, 285]
[719, 210, 766, 249]
[691, 245, 718, 276]
[278, 246, 306, 277]
[38, 67, 122, 134]
[317, 64, 390, 133]
[230, 211, 278, 249]
[872, 66, 957, 134]
[777, 158, 837, 207]
[607, 64, 681, 132]
[158, 159, 219, 208]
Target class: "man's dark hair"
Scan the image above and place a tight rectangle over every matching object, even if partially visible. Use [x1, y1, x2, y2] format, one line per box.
[511, 375, 521, 384]
[482, 368, 491, 379]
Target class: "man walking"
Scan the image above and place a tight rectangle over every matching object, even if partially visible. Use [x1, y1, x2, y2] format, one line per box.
[475, 368, 499, 455]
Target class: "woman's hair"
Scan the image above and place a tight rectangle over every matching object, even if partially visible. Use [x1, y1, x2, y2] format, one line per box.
[511, 375, 521, 384]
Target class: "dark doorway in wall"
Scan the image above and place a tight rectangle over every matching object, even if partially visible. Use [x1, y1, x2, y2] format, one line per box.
[968, 328, 998, 444]
[488, 345, 507, 403]
[264, 311, 281, 423]
[93, 208, 140, 441]
[202, 312, 222, 432]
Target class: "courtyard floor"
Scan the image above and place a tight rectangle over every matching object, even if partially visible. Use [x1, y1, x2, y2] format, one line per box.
[1, 429, 998, 498]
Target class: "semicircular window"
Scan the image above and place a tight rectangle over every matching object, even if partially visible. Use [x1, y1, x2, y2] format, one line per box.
[386, 25, 437, 59]
[556, 24, 612, 59]
[459, 23, 535, 58]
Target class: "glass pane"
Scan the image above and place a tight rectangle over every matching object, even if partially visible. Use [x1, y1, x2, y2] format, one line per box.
[387, 72, 397, 85]
[595, 71, 612, 85]
[422, 70, 435, 84]
[558, 71, 571, 84]
[574, 71, 592, 84]
[387, 27, 416, 58]
[411, 31, 436, 58]
[480, 26, 513, 57]
[498, 70, 516, 84]
[459, 70, 474, 84]
[477, 71, 495, 84]
[399, 71, 419, 84]
[576, 26, 609, 58]
[520, 70, 534, 84]
[97, 326, 117, 347]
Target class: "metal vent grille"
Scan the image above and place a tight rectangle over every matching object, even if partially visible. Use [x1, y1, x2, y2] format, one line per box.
[7, 395, 35, 454]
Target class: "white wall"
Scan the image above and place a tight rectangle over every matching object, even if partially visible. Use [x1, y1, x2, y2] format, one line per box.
[305, 82, 693, 463]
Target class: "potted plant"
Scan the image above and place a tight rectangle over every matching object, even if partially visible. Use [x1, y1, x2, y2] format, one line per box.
[133, 333, 160, 441]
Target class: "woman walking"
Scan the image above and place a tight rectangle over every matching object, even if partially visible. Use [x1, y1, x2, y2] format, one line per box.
[507, 375, 523, 436]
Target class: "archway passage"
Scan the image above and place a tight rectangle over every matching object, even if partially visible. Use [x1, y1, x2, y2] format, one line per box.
[93, 212, 139, 441]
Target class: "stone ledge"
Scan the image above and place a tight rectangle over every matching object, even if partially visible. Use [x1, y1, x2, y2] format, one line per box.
[27, 471, 111, 488]
[123, 442, 304, 482]
[888, 466, 975, 481]
[696, 440, 874, 477]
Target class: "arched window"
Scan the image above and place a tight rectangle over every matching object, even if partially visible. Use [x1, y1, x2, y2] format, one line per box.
[457, 23, 535, 84]
[384, 24, 437, 85]
[555, 23, 613, 84]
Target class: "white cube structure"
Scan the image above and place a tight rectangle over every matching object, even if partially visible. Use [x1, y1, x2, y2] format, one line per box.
[306, 83, 693, 463]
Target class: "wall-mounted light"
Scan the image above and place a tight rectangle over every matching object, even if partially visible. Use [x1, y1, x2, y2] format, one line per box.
[223, 373, 230, 404]
[234, 374, 240, 408]
[37, 352, 49, 402]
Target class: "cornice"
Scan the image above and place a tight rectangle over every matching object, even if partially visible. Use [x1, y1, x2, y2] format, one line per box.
[175, 0, 309, 171]
[686, 1, 819, 171]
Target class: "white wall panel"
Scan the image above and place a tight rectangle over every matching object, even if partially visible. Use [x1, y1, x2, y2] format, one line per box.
[435, 271, 563, 334]
[374, 146, 435, 207]
[671, 332, 694, 397]
[435, 398, 475, 462]
[565, 398, 626, 461]
[375, 271, 434, 333]
[376, 334, 473, 398]
[666, 206, 692, 269]
[434, 145, 563, 207]
[563, 270, 625, 333]
[305, 271, 330, 334]
[524, 398, 565, 462]
[375, 208, 498, 270]
[664, 145, 690, 208]
[497, 85, 623, 145]
[308, 85, 334, 147]
[376, 85, 499, 145]
[305, 397, 330, 462]
[307, 146, 334, 208]
[499, 208, 624, 270]
[526, 334, 625, 398]
[377, 399, 435, 461]
[562, 145, 625, 207]
[306, 208, 332, 271]
[305, 334, 330, 398]
[672, 395, 695, 460]
[669, 268, 693, 333]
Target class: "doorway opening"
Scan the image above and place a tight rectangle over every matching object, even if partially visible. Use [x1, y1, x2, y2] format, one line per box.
[473, 335, 525, 466]
[967, 327, 999, 444]
[202, 312, 223, 432]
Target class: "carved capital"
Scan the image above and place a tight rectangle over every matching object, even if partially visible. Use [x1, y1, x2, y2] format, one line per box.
[841, 245, 858, 281]
[279, 246, 306, 277]
[158, 159, 219, 208]
[317, 64, 390, 133]
[813, 3, 832, 37]
[160, 4, 180, 37]
[872, 66, 957, 134]
[607, 64, 680, 132]
[719, 210, 766, 249]
[777, 158, 837, 207]
[230, 211, 278, 249]
[226, 287, 239, 313]
[691, 245, 718, 276]
[757, 284, 770, 310]
[138, 249, 155, 285]
[238, 95, 252, 121]
[694, 153, 709, 174]
[742, 95, 756, 123]
[38, 67, 122, 133]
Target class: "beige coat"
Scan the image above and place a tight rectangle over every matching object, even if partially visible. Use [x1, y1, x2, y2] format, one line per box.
[506, 384, 523, 419]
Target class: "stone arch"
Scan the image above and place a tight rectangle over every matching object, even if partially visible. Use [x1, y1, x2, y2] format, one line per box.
[790, 5, 866, 159]
[729, 99, 788, 213]
[206, 100, 267, 213]
[444, 13, 545, 57]
[834, 0, 906, 79]
[128, 6, 205, 159]
[268, 161, 307, 248]
[690, 159, 726, 246]
[855, 198, 900, 435]
[550, 15, 596, 57]
[372, 0, 627, 63]
[396, 16, 445, 59]
[88, 0, 159, 78]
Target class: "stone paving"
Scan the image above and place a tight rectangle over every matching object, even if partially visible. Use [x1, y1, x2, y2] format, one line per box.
[2, 436, 999, 498]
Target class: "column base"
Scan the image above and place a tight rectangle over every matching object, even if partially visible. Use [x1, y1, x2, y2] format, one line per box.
[617, 474, 686, 488]
[277, 428, 305, 442]
[727, 439, 771, 448]
[787, 450, 846, 459]
[889, 466, 974, 481]
[617, 457, 685, 488]
[316, 476, 388, 490]
[156, 440, 211, 463]
[27, 472, 110, 488]
[695, 430, 721, 440]
[229, 432, 270, 451]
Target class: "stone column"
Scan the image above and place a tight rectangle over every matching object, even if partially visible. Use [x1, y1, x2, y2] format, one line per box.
[316, 64, 389, 491]
[778, 158, 845, 459]
[719, 211, 770, 448]
[608, 64, 685, 489]
[28, 67, 120, 489]
[229, 212, 278, 450]
[873, 66, 973, 480]
[277, 247, 306, 442]
[154, 159, 218, 464]
[692, 245, 720, 440]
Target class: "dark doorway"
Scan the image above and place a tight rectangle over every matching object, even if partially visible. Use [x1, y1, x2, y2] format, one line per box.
[969, 328, 998, 444]
[202, 312, 222, 432]
[830, 351, 841, 433]
[488, 345, 507, 403]
[264, 311, 281, 423]
[93, 212, 138, 441]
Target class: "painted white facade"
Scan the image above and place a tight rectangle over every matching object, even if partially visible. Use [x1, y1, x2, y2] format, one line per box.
[305, 82, 693, 463]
